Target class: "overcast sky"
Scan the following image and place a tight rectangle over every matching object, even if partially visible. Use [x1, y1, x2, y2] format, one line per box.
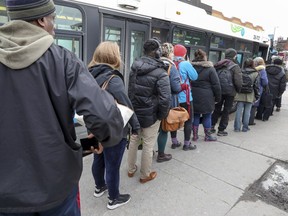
[202, 0, 288, 39]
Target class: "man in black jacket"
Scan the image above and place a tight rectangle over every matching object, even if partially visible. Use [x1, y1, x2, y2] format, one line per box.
[266, 57, 286, 116]
[127, 38, 171, 184]
[0, 0, 123, 214]
[211, 48, 242, 136]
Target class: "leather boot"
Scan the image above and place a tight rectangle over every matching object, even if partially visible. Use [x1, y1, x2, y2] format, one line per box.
[204, 128, 217, 141]
[192, 125, 199, 141]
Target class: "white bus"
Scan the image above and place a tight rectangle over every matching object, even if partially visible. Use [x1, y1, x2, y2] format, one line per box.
[0, 0, 270, 86]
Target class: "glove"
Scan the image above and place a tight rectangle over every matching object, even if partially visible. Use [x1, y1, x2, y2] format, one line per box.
[132, 129, 140, 135]
[181, 83, 189, 91]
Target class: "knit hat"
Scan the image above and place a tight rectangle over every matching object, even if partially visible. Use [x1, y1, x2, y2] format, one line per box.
[225, 48, 237, 58]
[6, 0, 56, 21]
[174, 44, 187, 57]
[161, 43, 174, 58]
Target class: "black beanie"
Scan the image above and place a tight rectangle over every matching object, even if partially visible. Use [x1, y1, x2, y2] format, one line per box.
[225, 48, 237, 59]
[143, 38, 160, 54]
[6, 0, 56, 21]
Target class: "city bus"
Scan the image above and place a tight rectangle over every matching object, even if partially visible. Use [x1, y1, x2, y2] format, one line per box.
[0, 0, 270, 87]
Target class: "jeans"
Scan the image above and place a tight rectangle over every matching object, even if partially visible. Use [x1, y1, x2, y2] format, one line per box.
[193, 113, 212, 128]
[212, 95, 234, 131]
[0, 186, 81, 216]
[234, 102, 252, 130]
[92, 138, 127, 200]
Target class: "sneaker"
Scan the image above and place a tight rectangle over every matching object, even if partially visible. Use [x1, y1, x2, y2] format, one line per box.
[171, 142, 182, 149]
[242, 127, 250, 132]
[93, 185, 108, 198]
[157, 153, 172, 163]
[276, 107, 281, 112]
[107, 194, 131, 210]
[217, 130, 228, 136]
[234, 129, 240, 132]
[183, 143, 197, 151]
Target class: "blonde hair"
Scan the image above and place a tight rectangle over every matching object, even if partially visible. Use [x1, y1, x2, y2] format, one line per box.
[253, 57, 265, 67]
[88, 41, 121, 69]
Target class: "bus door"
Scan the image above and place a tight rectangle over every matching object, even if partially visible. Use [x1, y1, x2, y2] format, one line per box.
[102, 15, 149, 90]
[54, 34, 83, 59]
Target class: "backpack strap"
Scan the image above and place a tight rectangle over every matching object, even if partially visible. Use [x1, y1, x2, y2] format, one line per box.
[167, 63, 172, 76]
[101, 74, 117, 90]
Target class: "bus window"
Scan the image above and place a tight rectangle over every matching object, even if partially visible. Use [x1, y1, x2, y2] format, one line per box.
[105, 26, 121, 48]
[130, 30, 145, 67]
[208, 51, 220, 64]
[210, 35, 234, 49]
[54, 36, 81, 58]
[236, 40, 253, 52]
[55, 5, 82, 31]
[173, 28, 206, 46]
[152, 28, 169, 44]
[0, 1, 8, 24]
[236, 53, 243, 66]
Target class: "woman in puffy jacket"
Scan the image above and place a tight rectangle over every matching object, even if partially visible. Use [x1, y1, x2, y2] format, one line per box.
[191, 49, 221, 141]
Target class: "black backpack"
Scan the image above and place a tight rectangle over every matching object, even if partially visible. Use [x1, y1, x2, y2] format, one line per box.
[240, 70, 253, 93]
[217, 63, 237, 95]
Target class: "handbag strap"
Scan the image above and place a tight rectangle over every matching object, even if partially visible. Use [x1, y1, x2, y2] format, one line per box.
[101, 74, 117, 90]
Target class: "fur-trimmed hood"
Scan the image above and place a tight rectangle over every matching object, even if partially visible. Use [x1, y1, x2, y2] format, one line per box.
[191, 60, 214, 68]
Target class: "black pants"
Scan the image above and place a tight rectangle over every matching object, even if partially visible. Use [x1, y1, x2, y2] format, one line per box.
[212, 95, 234, 131]
[249, 106, 257, 124]
[255, 93, 272, 121]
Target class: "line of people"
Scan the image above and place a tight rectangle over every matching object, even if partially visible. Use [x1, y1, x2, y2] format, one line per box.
[1, 0, 286, 213]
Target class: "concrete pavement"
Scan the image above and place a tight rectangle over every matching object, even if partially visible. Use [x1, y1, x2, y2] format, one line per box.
[77, 87, 288, 216]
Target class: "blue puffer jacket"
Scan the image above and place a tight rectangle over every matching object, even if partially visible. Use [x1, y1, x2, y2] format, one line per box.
[175, 57, 198, 103]
[128, 56, 171, 128]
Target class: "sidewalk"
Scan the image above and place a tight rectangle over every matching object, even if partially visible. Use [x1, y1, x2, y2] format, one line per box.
[77, 89, 288, 216]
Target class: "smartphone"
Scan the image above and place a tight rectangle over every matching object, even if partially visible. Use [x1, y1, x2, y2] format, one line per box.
[80, 137, 99, 151]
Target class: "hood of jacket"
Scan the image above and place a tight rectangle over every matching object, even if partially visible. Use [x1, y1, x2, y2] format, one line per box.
[191, 60, 214, 73]
[266, 64, 284, 76]
[160, 56, 175, 66]
[89, 64, 123, 87]
[243, 67, 257, 74]
[255, 65, 265, 71]
[191, 60, 214, 68]
[131, 56, 167, 76]
[0, 20, 54, 69]
[214, 59, 236, 70]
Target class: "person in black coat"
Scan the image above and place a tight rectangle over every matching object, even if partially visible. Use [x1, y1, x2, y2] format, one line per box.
[88, 41, 140, 209]
[191, 49, 221, 141]
[127, 38, 171, 183]
[266, 58, 286, 115]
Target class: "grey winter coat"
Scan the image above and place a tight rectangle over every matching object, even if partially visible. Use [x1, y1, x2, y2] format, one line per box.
[234, 68, 259, 103]
[0, 20, 123, 213]
[191, 60, 221, 114]
[214, 58, 243, 96]
[128, 56, 171, 128]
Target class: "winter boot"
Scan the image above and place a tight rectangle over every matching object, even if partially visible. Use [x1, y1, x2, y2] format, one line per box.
[204, 128, 217, 141]
[192, 125, 199, 141]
